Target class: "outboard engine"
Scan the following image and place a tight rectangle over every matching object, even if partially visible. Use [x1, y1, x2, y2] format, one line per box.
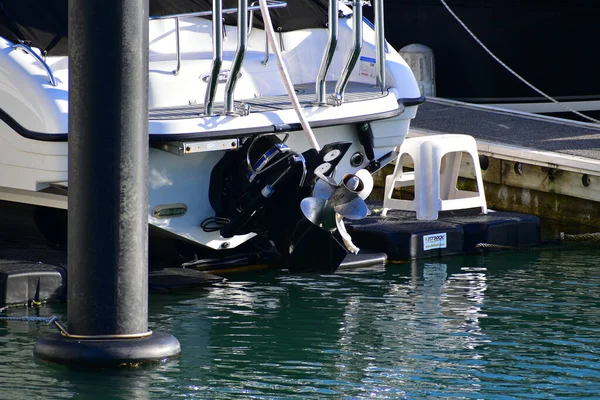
[209, 134, 370, 273]
[209, 134, 307, 239]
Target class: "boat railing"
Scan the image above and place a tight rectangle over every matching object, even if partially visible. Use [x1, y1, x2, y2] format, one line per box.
[373, 0, 386, 89]
[329, 0, 363, 106]
[225, 0, 249, 114]
[325, 0, 386, 106]
[203, 0, 224, 115]
[248, 1, 271, 66]
[150, 1, 286, 115]
[315, 0, 339, 105]
[150, 0, 387, 114]
[12, 43, 57, 87]
[151, 1, 286, 115]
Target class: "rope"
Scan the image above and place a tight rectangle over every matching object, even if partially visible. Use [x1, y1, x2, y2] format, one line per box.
[476, 232, 600, 252]
[439, 0, 600, 124]
[476, 243, 567, 252]
[0, 310, 152, 340]
[556, 232, 600, 242]
[0, 315, 59, 324]
[258, 0, 321, 150]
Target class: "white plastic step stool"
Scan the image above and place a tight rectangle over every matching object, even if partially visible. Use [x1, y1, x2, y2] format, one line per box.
[382, 134, 487, 220]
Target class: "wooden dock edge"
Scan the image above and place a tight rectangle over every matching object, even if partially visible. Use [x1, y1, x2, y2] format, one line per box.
[371, 128, 600, 228]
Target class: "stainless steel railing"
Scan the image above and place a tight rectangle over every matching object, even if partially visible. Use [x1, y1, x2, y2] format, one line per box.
[150, 1, 286, 115]
[150, 0, 386, 114]
[203, 0, 224, 116]
[149, 2, 286, 22]
[12, 43, 57, 86]
[315, 0, 339, 105]
[248, 1, 270, 66]
[224, 0, 248, 114]
[330, 0, 363, 106]
[374, 0, 386, 89]
[150, 1, 286, 79]
[173, 17, 181, 75]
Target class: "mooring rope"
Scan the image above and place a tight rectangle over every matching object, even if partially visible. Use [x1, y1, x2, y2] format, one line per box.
[0, 315, 59, 324]
[476, 242, 569, 252]
[439, 0, 600, 124]
[556, 232, 600, 242]
[476, 232, 600, 252]
[0, 307, 153, 339]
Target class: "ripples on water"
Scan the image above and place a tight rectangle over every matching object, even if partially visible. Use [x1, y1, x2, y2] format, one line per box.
[1, 250, 600, 399]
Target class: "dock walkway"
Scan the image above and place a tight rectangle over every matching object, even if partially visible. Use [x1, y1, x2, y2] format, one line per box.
[405, 98, 600, 226]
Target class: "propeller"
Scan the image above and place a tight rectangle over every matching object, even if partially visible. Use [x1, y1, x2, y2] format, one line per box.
[300, 168, 373, 233]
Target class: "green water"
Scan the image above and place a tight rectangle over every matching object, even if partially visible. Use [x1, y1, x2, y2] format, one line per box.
[2, 249, 600, 399]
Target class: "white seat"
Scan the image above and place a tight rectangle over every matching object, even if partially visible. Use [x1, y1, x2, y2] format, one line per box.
[382, 134, 487, 220]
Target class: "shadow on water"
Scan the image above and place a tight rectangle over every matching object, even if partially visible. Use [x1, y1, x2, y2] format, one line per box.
[2, 249, 600, 398]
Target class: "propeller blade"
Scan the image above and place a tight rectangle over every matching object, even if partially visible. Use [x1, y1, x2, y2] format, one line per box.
[300, 197, 337, 231]
[354, 169, 374, 200]
[313, 178, 335, 199]
[314, 169, 339, 187]
[333, 196, 369, 220]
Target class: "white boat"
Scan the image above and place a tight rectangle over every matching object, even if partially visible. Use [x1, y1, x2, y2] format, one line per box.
[0, 0, 422, 272]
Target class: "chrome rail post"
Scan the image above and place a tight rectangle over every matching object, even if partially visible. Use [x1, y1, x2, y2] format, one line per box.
[148, 2, 286, 21]
[315, 0, 339, 105]
[374, 0, 386, 89]
[261, 33, 270, 66]
[330, 0, 363, 106]
[12, 43, 58, 86]
[204, 0, 224, 116]
[173, 17, 181, 75]
[248, 1, 257, 37]
[249, 1, 270, 66]
[224, 0, 249, 114]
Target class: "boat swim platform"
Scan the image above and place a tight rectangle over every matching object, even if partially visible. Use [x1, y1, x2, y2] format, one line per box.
[384, 97, 600, 227]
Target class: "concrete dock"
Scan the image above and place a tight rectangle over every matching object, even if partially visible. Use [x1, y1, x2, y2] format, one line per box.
[378, 98, 600, 227]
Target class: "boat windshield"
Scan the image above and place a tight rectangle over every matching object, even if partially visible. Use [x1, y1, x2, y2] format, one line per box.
[0, 0, 328, 57]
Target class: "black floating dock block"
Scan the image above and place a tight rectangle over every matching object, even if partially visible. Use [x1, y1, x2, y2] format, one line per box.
[439, 210, 541, 252]
[348, 208, 541, 262]
[348, 213, 464, 262]
[0, 261, 65, 306]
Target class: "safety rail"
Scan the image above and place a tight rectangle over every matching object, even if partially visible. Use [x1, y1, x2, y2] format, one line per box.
[320, 1, 386, 105]
[373, 0, 386, 89]
[315, 0, 339, 105]
[149, 0, 387, 114]
[150, 0, 287, 80]
[172, 17, 181, 75]
[204, 0, 224, 115]
[330, 0, 363, 106]
[248, 1, 271, 66]
[225, 0, 249, 114]
[12, 43, 57, 86]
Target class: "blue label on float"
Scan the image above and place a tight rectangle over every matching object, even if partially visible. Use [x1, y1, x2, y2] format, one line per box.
[360, 56, 376, 63]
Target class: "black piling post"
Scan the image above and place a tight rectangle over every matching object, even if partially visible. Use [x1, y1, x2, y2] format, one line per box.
[34, 0, 180, 365]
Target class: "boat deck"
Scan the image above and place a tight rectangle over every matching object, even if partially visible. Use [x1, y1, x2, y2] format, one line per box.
[150, 81, 388, 120]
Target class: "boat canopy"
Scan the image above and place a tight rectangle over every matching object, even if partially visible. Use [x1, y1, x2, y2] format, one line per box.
[0, 0, 328, 56]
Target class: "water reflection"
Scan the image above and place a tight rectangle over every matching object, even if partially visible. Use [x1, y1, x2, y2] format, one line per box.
[1, 250, 600, 398]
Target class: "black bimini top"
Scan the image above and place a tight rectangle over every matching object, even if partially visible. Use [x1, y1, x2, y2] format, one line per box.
[0, 0, 329, 57]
